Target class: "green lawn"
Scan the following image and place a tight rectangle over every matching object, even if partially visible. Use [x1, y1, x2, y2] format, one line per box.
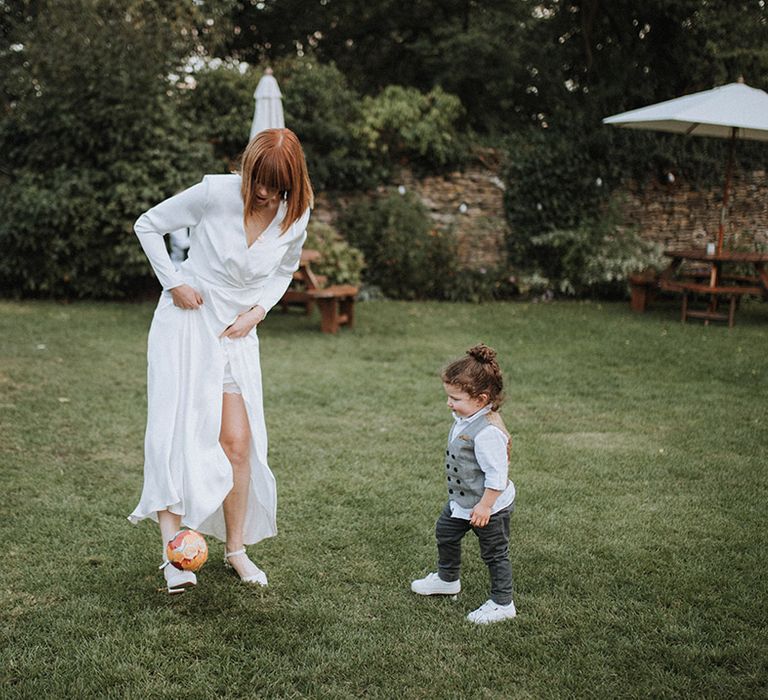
[1, 298, 767, 699]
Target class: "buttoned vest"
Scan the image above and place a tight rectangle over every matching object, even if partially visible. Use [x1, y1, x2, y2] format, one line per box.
[444, 411, 510, 509]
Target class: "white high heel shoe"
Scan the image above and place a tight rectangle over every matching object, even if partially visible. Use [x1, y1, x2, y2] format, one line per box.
[159, 559, 197, 594]
[224, 548, 268, 587]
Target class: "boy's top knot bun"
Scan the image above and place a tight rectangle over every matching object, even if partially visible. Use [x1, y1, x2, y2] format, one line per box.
[467, 343, 496, 364]
[443, 342, 505, 410]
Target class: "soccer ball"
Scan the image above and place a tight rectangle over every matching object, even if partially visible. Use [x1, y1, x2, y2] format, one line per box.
[166, 529, 208, 571]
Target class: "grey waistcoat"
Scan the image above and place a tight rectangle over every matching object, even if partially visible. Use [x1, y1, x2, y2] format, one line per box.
[444, 412, 509, 509]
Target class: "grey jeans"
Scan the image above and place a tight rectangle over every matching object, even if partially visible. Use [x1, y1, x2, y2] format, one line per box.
[435, 501, 514, 605]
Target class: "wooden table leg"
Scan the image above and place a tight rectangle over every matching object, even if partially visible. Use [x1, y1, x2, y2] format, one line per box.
[317, 298, 340, 333]
[340, 296, 355, 328]
[707, 261, 722, 321]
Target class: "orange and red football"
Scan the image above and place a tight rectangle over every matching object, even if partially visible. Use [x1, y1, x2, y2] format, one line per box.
[166, 529, 208, 572]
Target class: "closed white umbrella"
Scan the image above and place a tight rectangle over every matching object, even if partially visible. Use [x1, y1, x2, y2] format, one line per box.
[603, 80, 768, 251]
[250, 68, 284, 140]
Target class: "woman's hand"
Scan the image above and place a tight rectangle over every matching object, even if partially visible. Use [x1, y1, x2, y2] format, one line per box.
[170, 284, 203, 309]
[220, 305, 266, 339]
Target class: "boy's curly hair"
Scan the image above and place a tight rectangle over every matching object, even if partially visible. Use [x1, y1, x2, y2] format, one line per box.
[441, 343, 505, 410]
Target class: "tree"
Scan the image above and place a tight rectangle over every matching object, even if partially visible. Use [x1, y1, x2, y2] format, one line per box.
[0, 0, 218, 297]
[503, 0, 768, 292]
[520, 0, 768, 128]
[214, 0, 768, 135]
[214, 0, 531, 133]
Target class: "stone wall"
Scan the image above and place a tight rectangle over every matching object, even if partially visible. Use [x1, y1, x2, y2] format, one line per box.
[620, 170, 768, 250]
[313, 163, 768, 269]
[397, 165, 509, 269]
[313, 156, 510, 270]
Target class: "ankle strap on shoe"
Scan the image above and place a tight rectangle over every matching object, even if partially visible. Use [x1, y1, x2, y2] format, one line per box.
[224, 548, 245, 559]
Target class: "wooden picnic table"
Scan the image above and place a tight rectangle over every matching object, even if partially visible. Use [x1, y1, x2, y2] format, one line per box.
[279, 248, 359, 333]
[295, 248, 324, 290]
[658, 248, 768, 327]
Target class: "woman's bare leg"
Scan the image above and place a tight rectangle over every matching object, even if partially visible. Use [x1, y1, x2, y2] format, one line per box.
[157, 510, 182, 558]
[220, 391, 264, 580]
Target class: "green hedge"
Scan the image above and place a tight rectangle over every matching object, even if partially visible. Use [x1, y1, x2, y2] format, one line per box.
[500, 118, 767, 296]
[186, 57, 468, 191]
[0, 1, 218, 299]
[358, 85, 467, 173]
[305, 221, 366, 287]
[337, 191, 456, 299]
[0, 146, 215, 299]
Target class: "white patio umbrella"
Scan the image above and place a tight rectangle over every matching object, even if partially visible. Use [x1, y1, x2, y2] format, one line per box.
[603, 80, 768, 252]
[250, 68, 285, 140]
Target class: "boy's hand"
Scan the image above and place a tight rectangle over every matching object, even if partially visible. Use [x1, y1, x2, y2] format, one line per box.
[469, 503, 491, 528]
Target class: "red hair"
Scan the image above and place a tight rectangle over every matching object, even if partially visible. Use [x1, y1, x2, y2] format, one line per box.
[240, 128, 313, 233]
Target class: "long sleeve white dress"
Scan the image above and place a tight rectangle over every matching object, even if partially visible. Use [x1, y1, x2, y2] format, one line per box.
[127, 174, 309, 544]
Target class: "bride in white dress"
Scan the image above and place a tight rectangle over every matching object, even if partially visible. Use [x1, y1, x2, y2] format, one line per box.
[128, 128, 313, 593]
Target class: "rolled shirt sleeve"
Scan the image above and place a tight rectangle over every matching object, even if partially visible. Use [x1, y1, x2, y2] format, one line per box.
[474, 425, 510, 490]
[134, 178, 209, 290]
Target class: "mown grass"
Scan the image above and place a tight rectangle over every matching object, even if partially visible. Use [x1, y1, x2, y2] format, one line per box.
[1, 298, 767, 699]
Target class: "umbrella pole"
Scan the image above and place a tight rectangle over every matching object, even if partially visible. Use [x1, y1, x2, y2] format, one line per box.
[708, 128, 737, 317]
[716, 127, 737, 255]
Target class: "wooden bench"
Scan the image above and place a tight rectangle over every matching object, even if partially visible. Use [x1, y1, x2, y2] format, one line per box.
[279, 249, 326, 316]
[658, 278, 764, 328]
[306, 284, 358, 334]
[668, 266, 761, 287]
[628, 270, 658, 312]
[281, 271, 328, 315]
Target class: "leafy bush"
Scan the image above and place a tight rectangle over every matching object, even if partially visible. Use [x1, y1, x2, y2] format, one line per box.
[184, 61, 257, 169]
[0, 140, 215, 299]
[0, 1, 217, 299]
[358, 85, 467, 171]
[442, 266, 518, 303]
[305, 221, 366, 286]
[337, 191, 457, 299]
[185, 58, 468, 190]
[185, 57, 374, 191]
[502, 124, 671, 298]
[526, 203, 665, 297]
[502, 119, 767, 299]
[503, 125, 614, 266]
[274, 57, 382, 191]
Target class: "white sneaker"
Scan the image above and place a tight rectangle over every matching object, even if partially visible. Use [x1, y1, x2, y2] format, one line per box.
[410, 572, 461, 596]
[467, 599, 517, 624]
[159, 560, 197, 594]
